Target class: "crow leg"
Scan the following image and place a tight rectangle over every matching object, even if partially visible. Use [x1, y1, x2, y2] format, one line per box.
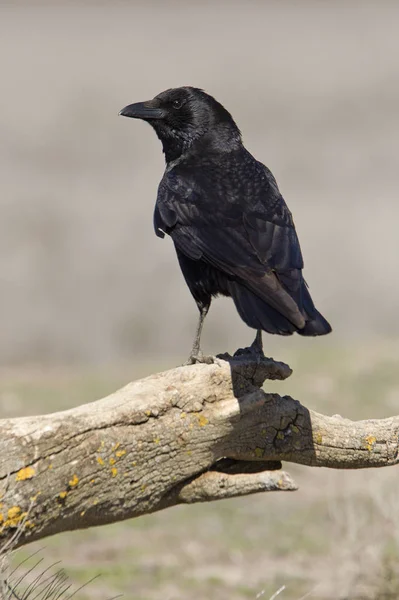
[234, 329, 265, 359]
[251, 329, 264, 354]
[184, 301, 214, 365]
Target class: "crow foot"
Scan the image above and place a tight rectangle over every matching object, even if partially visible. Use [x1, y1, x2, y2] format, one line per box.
[234, 330, 264, 361]
[183, 350, 214, 366]
[233, 345, 265, 359]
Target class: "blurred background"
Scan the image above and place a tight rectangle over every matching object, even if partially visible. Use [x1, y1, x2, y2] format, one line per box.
[1, 1, 399, 599]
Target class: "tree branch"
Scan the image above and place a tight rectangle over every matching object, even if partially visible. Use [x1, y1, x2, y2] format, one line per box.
[1, 354, 398, 548]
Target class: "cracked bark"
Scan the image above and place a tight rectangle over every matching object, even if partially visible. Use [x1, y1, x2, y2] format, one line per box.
[1, 354, 398, 549]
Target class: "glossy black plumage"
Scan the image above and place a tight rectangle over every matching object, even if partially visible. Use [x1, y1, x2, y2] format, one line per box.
[120, 87, 331, 361]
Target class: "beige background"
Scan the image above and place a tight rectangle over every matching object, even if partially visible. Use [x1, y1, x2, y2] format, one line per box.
[1, 0, 399, 365]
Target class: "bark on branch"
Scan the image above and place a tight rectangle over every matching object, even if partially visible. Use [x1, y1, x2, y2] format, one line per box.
[1, 354, 398, 549]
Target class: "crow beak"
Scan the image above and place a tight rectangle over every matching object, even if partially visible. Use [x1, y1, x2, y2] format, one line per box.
[119, 101, 164, 120]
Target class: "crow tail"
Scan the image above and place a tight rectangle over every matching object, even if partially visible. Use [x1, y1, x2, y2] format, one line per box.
[228, 279, 331, 336]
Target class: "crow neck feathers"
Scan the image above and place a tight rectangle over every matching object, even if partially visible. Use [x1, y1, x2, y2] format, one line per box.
[150, 88, 242, 164]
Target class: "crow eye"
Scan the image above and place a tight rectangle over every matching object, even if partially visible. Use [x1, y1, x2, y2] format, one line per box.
[172, 98, 184, 109]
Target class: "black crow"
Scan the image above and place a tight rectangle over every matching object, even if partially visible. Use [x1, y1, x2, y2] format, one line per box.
[120, 87, 331, 364]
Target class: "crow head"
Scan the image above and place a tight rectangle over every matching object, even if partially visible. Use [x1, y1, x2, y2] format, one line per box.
[120, 86, 241, 163]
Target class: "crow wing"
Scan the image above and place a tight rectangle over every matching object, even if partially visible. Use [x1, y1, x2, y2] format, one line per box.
[154, 159, 306, 328]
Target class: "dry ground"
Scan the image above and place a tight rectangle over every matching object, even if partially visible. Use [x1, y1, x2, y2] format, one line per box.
[3, 341, 399, 600]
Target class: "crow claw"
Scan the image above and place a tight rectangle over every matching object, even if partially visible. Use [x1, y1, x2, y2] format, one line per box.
[183, 351, 214, 366]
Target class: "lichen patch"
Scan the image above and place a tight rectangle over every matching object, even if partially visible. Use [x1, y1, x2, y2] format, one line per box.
[69, 474, 79, 488]
[198, 414, 209, 427]
[16, 466, 36, 481]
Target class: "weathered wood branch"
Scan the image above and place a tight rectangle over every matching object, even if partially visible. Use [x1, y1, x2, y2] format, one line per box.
[1, 354, 398, 549]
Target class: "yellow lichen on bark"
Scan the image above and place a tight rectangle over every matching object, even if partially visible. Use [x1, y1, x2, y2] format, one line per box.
[68, 474, 79, 487]
[1, 506, 27, 529]
[16, 466, 36, 481]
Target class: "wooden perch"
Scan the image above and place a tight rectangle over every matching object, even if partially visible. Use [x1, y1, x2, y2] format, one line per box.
[1, 354, 399, 549]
